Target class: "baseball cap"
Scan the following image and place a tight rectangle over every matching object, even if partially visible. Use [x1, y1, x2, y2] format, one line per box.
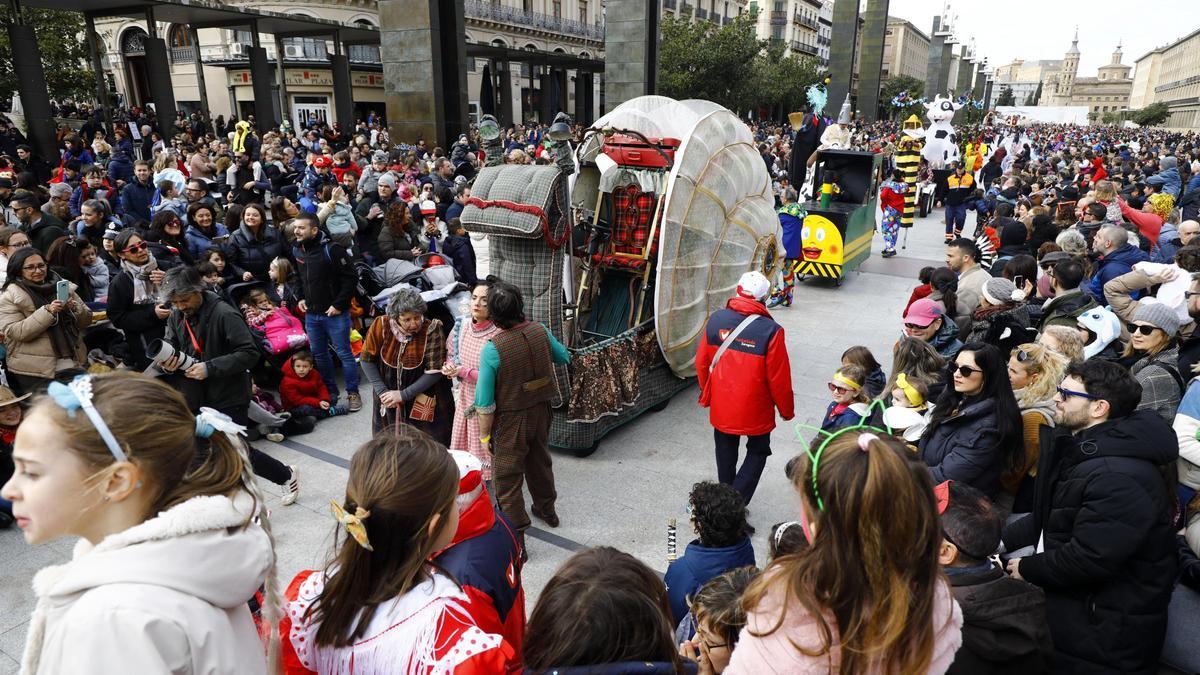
[312, 155, 332, 168]
[735, 271, 771, 301]
[904, 298, 942, 327]
[420, 199, 437, 215]
[102, 223, 122, 240]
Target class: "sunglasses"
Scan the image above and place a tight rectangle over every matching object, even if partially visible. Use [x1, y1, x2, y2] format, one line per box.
[1014, 347, 1035, 363]
[1057, 386, 1098, 401]
[952, 364, 982, 378]
[828, 382, 850, 395]
[121, 241, 149, 253]
[1186, 291, 1200, 300]
[904, 321, 934, 331]
[1125, 322, 1160, 336]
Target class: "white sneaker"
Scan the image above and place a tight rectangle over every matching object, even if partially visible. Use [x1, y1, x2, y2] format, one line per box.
[266, 432, 285, 443]
[281, 465, 300, 506]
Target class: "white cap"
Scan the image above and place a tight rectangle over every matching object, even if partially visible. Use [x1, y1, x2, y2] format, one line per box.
[736, 271, 771, 301]
[420, 199, 437, 215]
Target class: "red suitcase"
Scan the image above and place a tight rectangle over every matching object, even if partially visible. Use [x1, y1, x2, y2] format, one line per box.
[602, 134, 681, 169]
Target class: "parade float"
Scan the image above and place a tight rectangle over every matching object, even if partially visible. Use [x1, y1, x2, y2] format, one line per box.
[459, 97, 782, 455]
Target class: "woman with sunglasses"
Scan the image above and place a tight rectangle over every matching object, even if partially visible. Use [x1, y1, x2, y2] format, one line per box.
[106, 230, 169, 370]
[146, 211, 194, 267]
[0, 248, 91, 394]
[919, 343, 1023, 499]
[1124, 303, 1185, 422]
[1004, 343, 1068, 513]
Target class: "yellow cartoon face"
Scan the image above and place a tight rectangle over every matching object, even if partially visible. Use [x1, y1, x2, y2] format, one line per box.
[801, 214, 844, 265]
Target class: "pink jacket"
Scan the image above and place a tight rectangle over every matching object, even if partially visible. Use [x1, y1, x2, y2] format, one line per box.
[726, 576, 962, 674]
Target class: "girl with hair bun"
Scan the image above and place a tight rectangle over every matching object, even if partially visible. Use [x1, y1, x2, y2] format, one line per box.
[2, 372, 280, 674]
[728, 431, 962, 674]
[281, 427, 515, 673]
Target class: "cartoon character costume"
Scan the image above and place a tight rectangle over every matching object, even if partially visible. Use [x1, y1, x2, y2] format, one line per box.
[768, 203, 805, 307]
[879, 178, 907, 256]
[787, 84, 828, 192]
[895, 115, 925, 235]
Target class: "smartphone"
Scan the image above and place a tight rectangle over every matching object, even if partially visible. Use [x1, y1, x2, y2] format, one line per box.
[1013, 275, 1025, 289]
[56, 279, 69, 303]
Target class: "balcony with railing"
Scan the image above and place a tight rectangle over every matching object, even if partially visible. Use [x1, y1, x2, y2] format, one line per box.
[170, 46, 196, 64]
[769, 9, 786, 25]
[793, 12, 818, 29]
[464, 0, 603, 39]
[791, 40, 818, 56]
[348, 44, 380, 63]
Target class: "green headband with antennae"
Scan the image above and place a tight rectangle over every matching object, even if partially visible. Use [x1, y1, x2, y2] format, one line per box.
[794, 399, 894, 511]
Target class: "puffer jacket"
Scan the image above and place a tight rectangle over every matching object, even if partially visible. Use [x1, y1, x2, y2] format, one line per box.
[227, 224, 285, 282]
[919, 397, 1012, 498]
[1147, 167, 1181, 198]
[945, 563, 1054, 675]
[0, 282, 91, 378]
[1085, 244, 1149, 306]
[664, 537, 756, 626]
[1171, 377, 1200, 491]
[20, 493, 271, 675]
[695, 295, 794, 436]
[1131, 345, 1183, 422]
[1002, 412, 1178, 674]
[184, 222, 230, 261]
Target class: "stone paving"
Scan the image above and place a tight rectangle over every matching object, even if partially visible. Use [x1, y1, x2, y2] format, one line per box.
[0, 203, 959, 673]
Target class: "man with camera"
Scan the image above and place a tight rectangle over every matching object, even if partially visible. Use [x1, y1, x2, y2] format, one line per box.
[156, 265, 300, 503]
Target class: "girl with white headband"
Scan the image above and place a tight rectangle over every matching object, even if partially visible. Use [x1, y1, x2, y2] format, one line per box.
[1, 372, 280, 675]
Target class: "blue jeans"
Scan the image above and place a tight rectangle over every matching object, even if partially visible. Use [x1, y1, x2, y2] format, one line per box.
[945, 204, 967, 237]
[305, 311, 359, 401]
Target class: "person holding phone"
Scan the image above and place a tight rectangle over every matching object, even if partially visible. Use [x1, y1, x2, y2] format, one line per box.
[0, 248, 92, 394]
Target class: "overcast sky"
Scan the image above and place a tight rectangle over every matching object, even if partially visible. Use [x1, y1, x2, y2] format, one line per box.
[883, 0, 1196, 76]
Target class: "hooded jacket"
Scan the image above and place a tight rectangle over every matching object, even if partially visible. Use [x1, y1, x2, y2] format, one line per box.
[928, 315, 964, 360]
[432, 483, 526, 661]
[0, 280, 92, 379]
[1146, 166, 1181, 198]
[184, 221, 230, 261]
[945, 564, 1054, 675]
[695, 295, 794, 436]
[664, 537, 756, 626]
[1085, 244, 1149, 307]
[1002, 412, 1178, 674]
[20, 493, 271, 675]
[279, 358, 331, 411]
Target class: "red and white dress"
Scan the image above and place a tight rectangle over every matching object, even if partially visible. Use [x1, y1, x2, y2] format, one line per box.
[447, 319, 499, 479]
[281, 568, 515, 674]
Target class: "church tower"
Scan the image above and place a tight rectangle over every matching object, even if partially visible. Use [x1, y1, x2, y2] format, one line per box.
[1057, 27, 1081, 103]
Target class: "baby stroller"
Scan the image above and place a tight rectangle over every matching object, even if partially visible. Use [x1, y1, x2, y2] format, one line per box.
[370, 253, 469, 329]
[228, 280, 308, 389]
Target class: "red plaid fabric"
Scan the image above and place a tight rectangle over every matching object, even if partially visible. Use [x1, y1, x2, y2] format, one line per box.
[611, 184, 656, 255]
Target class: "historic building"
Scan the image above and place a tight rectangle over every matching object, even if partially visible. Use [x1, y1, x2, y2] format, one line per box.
[1131, 27, 1200, 128]
[1041, 31, 1132, 117]
[881, 17, 928, 83]
[96, 0, 605, 128]
[664, 0, 749, 24]
[987, 58, 1062, 107]
[750, 0, 822, 62]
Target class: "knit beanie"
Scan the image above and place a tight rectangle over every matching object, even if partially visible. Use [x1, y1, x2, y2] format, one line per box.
[981, 277, 1025, 306]
[1132, 300, 1182, 337]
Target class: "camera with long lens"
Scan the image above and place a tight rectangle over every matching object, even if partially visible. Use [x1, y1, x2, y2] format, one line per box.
[146, 339, 198, 371]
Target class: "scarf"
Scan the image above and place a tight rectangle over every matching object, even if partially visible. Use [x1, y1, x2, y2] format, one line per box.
[120, 255, 159, 304]
[15, 278, 81, 362]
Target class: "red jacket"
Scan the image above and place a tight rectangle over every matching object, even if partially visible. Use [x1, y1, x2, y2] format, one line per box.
[1092, 156, 1108, 183]
[695, 296, 794, 435]
[906, 283, 933, 316]
[279, 358, 331, 410]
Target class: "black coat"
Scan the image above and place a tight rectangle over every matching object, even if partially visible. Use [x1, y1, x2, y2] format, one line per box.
[227, 224, 286, 282]
[106, 271, 166, 369]
[946, 564, 1054, 675]
[920, 397, 1014, 498]
[293, 235, 357, 314]
[163, 291, 259, 411]
[1002, 412, 1178, 674]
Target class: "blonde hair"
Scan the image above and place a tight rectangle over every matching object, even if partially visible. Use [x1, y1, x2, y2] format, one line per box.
[1093, 180, 1117, 203]
[1039, 325, 1085, 362]
[1011, 343, 1068, 408]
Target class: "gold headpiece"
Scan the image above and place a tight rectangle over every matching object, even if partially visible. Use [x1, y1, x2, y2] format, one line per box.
[331, 500, 374, 551]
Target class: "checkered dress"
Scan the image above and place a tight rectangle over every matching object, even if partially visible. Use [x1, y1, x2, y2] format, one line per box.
[447, 319, 499, 478]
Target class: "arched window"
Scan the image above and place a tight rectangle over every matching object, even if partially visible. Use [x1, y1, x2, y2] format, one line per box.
[120, 27, 148, 55]
[168, 25, 193, 48]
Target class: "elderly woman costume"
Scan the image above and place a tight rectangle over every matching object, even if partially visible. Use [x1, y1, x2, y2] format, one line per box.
[359, 287, 454, 443]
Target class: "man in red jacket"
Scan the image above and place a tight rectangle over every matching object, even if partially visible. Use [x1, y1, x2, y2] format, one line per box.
[695, 271, 794, 503]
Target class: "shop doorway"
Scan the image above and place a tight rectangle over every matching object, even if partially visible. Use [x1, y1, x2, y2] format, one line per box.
[292, 95, 330, 130]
